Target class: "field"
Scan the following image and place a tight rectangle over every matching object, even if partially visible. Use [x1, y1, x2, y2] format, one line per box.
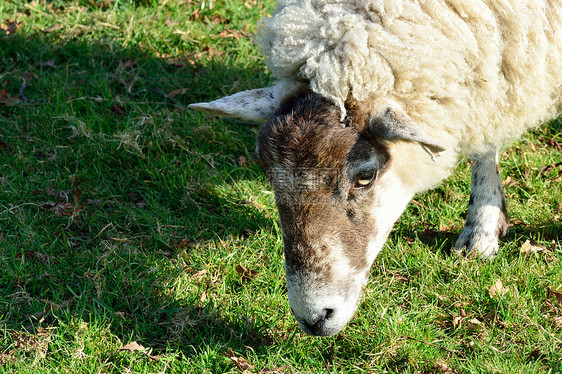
[0, 1, 561, 373]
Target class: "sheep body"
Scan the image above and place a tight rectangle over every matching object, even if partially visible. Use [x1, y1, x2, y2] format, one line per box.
[257, 0, 562, 155]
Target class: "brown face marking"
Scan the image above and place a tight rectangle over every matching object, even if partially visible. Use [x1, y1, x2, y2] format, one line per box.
[256, 93, 390, 279]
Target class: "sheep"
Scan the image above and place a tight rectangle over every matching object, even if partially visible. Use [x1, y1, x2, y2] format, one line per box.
[189, 0, 562, 336]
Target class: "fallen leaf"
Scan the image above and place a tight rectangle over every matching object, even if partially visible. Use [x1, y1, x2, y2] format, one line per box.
[260, 367, 288, 373]
[0, 19, 21, 35]
[218, 28, 244, 39]
[41, 299, 70, 313]
[503, 176, 517, 187]
[191, 269, 208, 281]
[42, 201, 81, 217]
[466, 318, 481, 331]
[0, 352, 15, 365]
[242, 228, 255, 239]
[31, 299, 72, 319]
[24, 251, 51, 265]
[109, 103, 126, 116]
[200, 46, 226, 57]
[54, 202, 74, 217]
[236, 264, 258, 282]
[40, 59, 57, 68]
[122, 60, 137, 69]
[0, 88, 19, 105]
[113, 311, 128, 318]
[553, 316, 562, 328]
[224, 348, 255, 372]
[236, 155, 248, 167]
[172, 238, 195, 249]
[12, 329, 50, 352]
[119, 341, 160, 361]
[167, 88, 189, 98]
[386, 270, 409, 282]
[41, 24, 62, 33]
[120, 341, 146, 352]
[521, 240, 557, 261]
[453, 316, 463, 328]
[436, 360, 458, 374]
[537, 162, 562, 178]
[453, 301, 470, 307]
[23, 72, 39, 82]
[73, 189, 82, 204]
[86, 198, 106, 207]
[45, 186, 70, 199]
[548, 288, 562, 307]
[546, 137, 562, 151]
[489, 279, 508, 298]
[521, 240, 546, 254]
[115, 60, 138, 76]
[528, 349, 547, 362]
[0, 141, 11, 152]
[189, 8, 201, 20]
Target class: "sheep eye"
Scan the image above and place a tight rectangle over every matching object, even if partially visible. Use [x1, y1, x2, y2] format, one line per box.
[353, 170, 378, 189]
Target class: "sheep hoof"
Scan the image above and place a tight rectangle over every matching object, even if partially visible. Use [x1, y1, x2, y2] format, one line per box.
[454, 230, 499, 259]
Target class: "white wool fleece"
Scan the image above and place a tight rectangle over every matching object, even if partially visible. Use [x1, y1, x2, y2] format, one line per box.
[256, 0, 562, 155]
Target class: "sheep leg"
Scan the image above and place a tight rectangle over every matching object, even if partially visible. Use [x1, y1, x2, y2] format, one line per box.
[454, 149, 509, 258]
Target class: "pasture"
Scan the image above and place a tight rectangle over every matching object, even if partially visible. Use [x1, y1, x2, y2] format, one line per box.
[0, 1, 561, 372]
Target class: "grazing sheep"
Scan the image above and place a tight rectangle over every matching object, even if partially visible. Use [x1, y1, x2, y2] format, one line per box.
[189, 0, 562, 336]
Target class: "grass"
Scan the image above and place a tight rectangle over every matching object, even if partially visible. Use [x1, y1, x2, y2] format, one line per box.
[0, 1, 561, 373]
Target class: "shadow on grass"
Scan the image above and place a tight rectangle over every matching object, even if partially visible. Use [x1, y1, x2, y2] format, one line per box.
[0, 32, 280, 363]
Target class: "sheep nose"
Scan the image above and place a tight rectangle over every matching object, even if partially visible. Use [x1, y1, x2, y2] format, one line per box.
[300, 308, 335, 336]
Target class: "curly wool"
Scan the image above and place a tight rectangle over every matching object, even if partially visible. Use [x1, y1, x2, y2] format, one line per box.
[256, 0, 562, 154]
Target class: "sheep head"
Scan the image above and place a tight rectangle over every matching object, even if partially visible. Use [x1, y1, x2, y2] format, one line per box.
[189, 85, 445, 336]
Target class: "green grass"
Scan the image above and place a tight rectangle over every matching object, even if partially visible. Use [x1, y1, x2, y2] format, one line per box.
[0, 1, 561, 373]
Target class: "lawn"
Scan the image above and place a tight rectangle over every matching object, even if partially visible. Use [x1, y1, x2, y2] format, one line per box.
[0, 1, 561, 373]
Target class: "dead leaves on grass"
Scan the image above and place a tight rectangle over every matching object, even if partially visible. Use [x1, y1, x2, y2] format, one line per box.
[225, 348, 255, 372]
[547, 288, 562, 307]
[41, 187, 84, 217]
[30, 299, 72, 321]
[489, 279, 509, 298]
[236, 264, 258, 282]
[218, 28, 246, 39]
[1, 329, 52, 366]
[119, 341, 160, 361]
[0, 87, 19, 105]
[41, 24, 62, 33]
[0, 352, 15, 366]
[435, 360, 459, 374]
[538, 135, 562, 152]
[386, 269, 409, 283]
[12, 329, 51, 358]
[1, 19, 21, 36]
[520, 240, 558, 262]
[24, 250, 52, 265]
[503, 159, 562, 188]
[224, 348, 287, 373]
[546, 287, 562, 325]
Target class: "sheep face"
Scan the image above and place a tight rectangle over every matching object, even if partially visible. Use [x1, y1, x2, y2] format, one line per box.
[256, 94, 394, 336]
[190, 86, 446, 336]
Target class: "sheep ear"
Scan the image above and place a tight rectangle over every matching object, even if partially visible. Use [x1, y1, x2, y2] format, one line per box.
[188, 82, 290, 122]
[368, 105, 446, 155]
